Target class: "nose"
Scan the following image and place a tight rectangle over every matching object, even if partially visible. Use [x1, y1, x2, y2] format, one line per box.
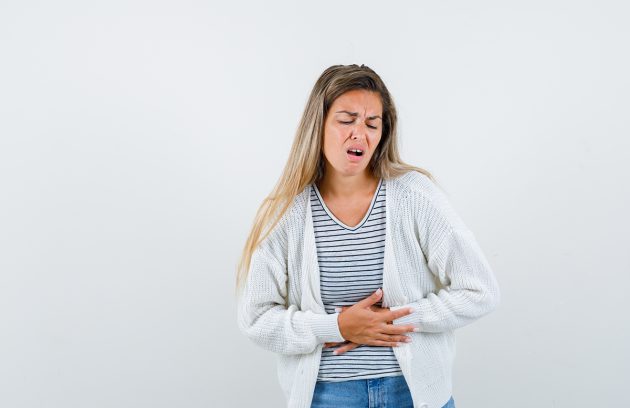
[351, 119, 369, 139]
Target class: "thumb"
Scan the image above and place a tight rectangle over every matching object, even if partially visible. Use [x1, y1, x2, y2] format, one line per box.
[357, 288, 382, 308]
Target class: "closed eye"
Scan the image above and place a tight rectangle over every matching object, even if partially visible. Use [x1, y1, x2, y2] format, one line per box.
[339, 120, 378, 129]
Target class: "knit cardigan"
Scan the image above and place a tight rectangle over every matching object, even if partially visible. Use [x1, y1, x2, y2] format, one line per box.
[236, 171, 501, 408]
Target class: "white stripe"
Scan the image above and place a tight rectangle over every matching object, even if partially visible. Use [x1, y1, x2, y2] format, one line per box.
[310, 180, 402, 381]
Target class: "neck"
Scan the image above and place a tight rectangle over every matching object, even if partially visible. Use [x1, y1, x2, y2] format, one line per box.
[316, 168, 379, 199]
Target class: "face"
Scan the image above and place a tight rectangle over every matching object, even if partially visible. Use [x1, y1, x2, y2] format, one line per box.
[321, 89, 383, 178]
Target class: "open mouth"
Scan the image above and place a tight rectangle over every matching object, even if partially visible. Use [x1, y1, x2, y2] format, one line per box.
[347, 149, 364, 157]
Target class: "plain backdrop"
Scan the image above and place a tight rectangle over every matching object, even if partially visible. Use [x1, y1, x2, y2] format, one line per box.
[1, 1, 629, 407]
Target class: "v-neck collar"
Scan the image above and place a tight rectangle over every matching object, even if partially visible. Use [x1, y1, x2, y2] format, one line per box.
[301, 175, 407, 312]
[311, 178, 383, 231]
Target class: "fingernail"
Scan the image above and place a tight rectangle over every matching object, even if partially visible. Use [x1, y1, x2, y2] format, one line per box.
[395, 342, 401, 347]
[376, 288, 382, 294]
[404, 338, 412, 343]
[413, 328, 421, 332]
[334, 307, 341, 312]
[333, 350, 339, 355]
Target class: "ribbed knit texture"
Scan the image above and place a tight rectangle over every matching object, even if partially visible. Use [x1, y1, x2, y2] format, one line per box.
[237, 171, 501, 408]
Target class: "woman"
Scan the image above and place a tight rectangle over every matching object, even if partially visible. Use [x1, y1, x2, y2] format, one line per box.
[236, 64, 500, 408]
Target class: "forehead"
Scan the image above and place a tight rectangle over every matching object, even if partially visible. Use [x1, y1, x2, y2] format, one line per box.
[331, 89, 382, 114]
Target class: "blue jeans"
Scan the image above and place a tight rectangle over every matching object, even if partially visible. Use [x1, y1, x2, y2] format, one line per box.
[311, 375, 455, 408]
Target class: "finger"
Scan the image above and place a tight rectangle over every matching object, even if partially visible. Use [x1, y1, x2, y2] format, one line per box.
[382, 324, 420, 335]
[324, 342, 344, 348]
[386, 307, 414, 321]
[336, 343, 359, 355]
[356, 288, 383, 308]
[368, 339, 403, 347]
[333, 342, 360, 355]
[376, 333, 412, 343]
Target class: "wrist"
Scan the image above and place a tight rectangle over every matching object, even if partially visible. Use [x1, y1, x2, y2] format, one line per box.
[337, 312, 347, 340]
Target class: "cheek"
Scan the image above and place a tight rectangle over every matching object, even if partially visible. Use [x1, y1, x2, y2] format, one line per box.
[370, 134, 382, 149]
[324, 130, 344, 149]
[322, 131, 344, 158]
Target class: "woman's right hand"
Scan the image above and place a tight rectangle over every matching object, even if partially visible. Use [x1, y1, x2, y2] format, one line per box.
[337, 288, 418, 347]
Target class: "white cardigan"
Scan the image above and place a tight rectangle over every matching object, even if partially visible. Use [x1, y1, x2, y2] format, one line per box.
[236, 171, 501, 408]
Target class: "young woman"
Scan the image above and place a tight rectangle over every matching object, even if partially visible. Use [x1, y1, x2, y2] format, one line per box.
[236, 64, 500, 408]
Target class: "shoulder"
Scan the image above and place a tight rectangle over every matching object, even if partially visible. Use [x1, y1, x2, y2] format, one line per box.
[257, 185, 310, 249]
[389, 170, 443, 202]
[391, 170, 468, 231]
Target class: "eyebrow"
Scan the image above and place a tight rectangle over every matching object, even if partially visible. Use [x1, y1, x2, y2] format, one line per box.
[335, 110, 382, 120]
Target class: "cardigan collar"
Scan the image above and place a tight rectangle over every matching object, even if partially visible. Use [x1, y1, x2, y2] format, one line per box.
[297, 178, 407, 313]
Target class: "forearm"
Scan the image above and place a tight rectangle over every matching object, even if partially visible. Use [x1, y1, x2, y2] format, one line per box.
[392, 228, 501, 332]
[390, 285, 500, 332]
[238, 300, 345, 355]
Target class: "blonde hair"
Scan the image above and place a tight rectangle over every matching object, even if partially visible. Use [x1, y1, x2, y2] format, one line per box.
[235, 64, 436, 294]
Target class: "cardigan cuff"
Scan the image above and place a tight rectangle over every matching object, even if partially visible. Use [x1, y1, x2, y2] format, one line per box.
[310, 312, 346, 343]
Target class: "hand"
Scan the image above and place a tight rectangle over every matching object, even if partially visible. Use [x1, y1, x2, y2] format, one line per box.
[335, 288, 418, 351]
[327, 304, 394, 356]
[337, 304, 395, 323]
[326, 305, 395, 355]
[323, 340, 359, 355]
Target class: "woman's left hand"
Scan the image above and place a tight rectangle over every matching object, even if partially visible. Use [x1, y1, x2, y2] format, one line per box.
[324, 340, 359, 355]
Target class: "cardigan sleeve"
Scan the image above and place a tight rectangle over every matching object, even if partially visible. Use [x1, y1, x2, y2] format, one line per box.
[236, 241, 346, 355]
[390, 181, 501, 332]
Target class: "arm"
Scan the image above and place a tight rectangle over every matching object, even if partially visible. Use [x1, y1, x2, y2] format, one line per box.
[390, 183, 501, 332]
[390, 227, 501, 332]
[236, 243, 345, 355]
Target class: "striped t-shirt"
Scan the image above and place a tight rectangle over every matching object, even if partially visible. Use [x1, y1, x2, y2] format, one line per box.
[310, 178, 403, 382]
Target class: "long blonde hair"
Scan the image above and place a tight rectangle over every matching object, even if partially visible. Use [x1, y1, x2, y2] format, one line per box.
[235, 64, 436, 294]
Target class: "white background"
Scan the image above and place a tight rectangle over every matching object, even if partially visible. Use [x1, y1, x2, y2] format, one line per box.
[1, 1, 628, 407]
